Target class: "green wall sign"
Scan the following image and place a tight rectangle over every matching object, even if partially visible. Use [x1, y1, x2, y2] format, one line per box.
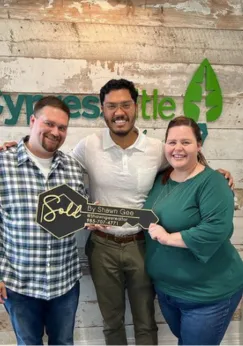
[0, 59, 222, 142]
[0, 93, 102, 126]
[184, 58, 223, 122]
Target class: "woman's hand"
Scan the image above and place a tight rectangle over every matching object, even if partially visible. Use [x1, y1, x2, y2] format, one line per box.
[149, 224, 187, 248]
[148, 223, 169, 244]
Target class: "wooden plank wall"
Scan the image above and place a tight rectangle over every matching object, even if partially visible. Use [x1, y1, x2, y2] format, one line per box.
[0, 0, 243, 344]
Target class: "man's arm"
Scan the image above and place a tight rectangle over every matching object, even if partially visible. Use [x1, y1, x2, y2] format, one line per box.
[217, 168, 234, 189]
[0, 141, 17, 151]
[69, 138, 87, 172]
[149, 172, 234, 263]
[0, 141, 235, 189]
[0, 209, 7, 303]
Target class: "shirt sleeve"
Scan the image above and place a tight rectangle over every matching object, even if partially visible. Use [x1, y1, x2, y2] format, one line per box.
[0, 206, 3, 281]
[70, 138, 87, 172]
[181, 172, 234, 264]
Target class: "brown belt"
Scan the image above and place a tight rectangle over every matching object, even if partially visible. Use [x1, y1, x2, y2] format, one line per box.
[94, 230, 145, 243]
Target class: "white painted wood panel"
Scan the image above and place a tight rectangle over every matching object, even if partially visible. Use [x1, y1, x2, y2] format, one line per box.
[1, 0, 243, 30]
[1, 20, 243, 65]
[1, 58, 243, 96]
[231, 218, 243, 245]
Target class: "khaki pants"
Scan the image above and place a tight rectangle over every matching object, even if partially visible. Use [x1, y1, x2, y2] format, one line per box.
[87, 232, 158, 345]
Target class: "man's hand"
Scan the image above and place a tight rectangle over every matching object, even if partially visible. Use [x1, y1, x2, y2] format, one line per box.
[217, 168, 234, 190]
[0, 281, 7, 304]
[0, 141, 17, 151]
[85, 201, 110, 231]
[85, 224, 110, 231]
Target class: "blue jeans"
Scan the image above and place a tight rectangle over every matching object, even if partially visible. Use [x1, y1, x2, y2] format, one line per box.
[4, 281, 80, 345]
[156, 288, 243, 345]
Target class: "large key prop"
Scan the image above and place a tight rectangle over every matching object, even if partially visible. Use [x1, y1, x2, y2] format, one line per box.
[36, 184, 159, 239]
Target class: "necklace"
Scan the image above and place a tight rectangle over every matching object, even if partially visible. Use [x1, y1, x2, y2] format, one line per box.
[152, 162, 199, 211]
[170, 161, 199, 182]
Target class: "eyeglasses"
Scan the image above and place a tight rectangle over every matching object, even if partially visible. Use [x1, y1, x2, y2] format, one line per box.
[103, 101, 135, 111]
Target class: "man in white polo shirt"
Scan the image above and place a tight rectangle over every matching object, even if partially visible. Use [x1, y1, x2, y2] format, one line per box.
[72, 79, 166, 345]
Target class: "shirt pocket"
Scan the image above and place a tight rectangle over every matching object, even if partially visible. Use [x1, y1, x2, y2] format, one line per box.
[137, 166, 158, 195]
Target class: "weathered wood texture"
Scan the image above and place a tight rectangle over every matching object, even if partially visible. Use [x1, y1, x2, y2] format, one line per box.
[1, 58, 243, 96]
[0, 0, 243, 29]
[1, 20, 243, 65]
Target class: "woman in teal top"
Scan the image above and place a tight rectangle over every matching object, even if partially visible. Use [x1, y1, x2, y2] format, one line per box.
[144, 116, 243, 345]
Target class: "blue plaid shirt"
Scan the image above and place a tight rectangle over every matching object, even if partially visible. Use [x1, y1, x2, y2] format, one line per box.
[0, 137, 85, 300]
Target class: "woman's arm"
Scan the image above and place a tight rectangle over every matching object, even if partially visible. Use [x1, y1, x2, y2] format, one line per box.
[148, 172, 234, 263]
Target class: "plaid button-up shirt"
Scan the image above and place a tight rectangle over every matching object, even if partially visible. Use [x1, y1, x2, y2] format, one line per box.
[0, 137, 85, 300]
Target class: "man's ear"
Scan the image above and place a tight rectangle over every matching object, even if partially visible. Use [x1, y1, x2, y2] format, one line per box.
[29, 114, 35, 129]
[135, 104, 138, 118]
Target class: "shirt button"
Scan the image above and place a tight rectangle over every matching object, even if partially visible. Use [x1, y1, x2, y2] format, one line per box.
[48, 245, 51, 249]
[47, 263, 50, 267]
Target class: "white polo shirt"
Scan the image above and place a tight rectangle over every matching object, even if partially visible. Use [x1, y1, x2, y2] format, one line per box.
[72, 128, 167, 235]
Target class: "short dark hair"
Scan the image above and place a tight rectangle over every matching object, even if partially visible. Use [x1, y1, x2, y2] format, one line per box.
[100, 79, 138, 106]
[34, 96, 70, 119]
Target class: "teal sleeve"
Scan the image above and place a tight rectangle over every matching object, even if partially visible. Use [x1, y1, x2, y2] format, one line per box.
[181, 173, 234, 264]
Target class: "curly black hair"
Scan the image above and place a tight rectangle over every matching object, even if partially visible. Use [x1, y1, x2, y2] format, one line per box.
[100, 79, 138, 106]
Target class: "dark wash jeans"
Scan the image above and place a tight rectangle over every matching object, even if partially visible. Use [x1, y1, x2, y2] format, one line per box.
[4, 281, 80, 345]
[156, 288, 243, 345]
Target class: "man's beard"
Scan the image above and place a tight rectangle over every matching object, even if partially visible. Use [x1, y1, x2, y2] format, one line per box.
[111, 129, 132, 137]
[42, 135, 61, 152]
[105, 114, 135, 137]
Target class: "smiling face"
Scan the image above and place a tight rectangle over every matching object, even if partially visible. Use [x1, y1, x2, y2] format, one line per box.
[102, 89, 137, 137]
[165, 125, 201, 171]
[28, 105, 69, 158]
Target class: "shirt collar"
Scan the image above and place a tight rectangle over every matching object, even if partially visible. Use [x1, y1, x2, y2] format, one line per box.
[102, 127, 146, 152]
[17, 136, 65, 168]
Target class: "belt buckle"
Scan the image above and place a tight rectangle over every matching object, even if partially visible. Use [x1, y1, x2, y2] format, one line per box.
[114, 235, 122, 243]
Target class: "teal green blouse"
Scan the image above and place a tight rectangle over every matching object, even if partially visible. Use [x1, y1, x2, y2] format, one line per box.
[144, 166, 243, 302]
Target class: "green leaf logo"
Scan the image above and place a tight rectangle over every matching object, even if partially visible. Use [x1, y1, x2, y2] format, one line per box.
[183, 58, 223, 122]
